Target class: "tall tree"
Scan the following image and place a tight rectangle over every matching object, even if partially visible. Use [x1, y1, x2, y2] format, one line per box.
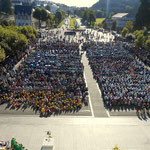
[134, 0, 150, 30]
[33, 7, 42, 28]
[41, 8, 49, 22]
[88, 11, 96, 25]
[45, 5, 51, 11]
[0, 45, 5, 62]
[54, 11, 63, 24]
[103, 22, 108, 30]
[33, 7, 51, 28]
[134, 33, 145, 48]
[121, 27, 129, 37]
[111, 19, 117, 31]
[145, 36, 150, 51]
[126, 21, 133, 33]
[125, 5, 133, 13]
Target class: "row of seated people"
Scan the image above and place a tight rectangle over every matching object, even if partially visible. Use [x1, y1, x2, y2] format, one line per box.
[0, 40, 88, 116]
[83, 41, 150, 111]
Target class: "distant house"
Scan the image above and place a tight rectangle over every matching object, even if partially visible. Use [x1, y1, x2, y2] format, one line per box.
[15, 5, 32, 26]
[12, 0, 34, 6]
[112, 13, 134, 29]
[33, 0, 47, 8]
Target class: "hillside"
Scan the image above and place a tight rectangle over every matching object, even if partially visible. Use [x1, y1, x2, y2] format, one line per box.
[91, 0, 140, 16]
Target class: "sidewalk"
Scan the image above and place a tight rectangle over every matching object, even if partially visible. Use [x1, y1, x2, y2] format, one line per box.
[81, 52, 108, 117]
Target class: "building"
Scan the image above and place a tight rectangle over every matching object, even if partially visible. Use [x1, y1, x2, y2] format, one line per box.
[33, 0, 49, 8]
[12, 0, 34, 6]
[112, 13, 134, 29]
[15, 5, 32, 26]
[12, 0, 22, 7]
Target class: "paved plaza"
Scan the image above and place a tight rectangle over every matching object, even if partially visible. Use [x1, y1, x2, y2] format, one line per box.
[0, 18, 149, 150]
[0, 116, 150, 150]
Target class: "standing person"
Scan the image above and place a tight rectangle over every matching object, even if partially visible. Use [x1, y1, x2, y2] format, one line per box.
[136, 108, 140, 117]
[11, 137, 16, 149]
[18, 144, 23, 150]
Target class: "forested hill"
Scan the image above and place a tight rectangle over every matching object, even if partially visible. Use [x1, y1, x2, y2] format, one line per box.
[91, 0, 140, 16]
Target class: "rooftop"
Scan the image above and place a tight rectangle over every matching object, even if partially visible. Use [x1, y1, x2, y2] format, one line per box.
[112, 13, 128, 18]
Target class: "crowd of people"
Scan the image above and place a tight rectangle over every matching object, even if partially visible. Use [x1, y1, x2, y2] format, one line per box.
[0, 46, 33, 93]
[83, 41, 150, 112]
[1, 19, 150, 117]
[0, 38, 88, 116]
[124, 43, 150, 67]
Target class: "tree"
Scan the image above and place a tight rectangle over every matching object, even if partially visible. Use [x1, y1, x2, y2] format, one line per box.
[88, 12, 96, 26]
[98, 23, 103, 28]
[45, 5, 51, 11]
[126, 21, 133, 33]
[134, 0, 150, 30]
[82, 9, 96, 26]
[121, 27, 129, 37]
[0, 41, 11, 55]
[111, 19, 117, 31]
[133, 30, 144, 38]
[33, 7, 51, 28]
[0, 45, 5, 62]
[0, 26, 29, 56]
[0, 25, 37, 62]
[125, 5, 133, 14]
[0, 0, 12, 14]
[33, 7, 42, 28]
[145, 36, 150, 51]
[41, 8, 50, 22]
[15, 33, 28, 51]
[61, 10, 66, 18]
[0, 20, 15, 27]
[82, 10, 89, 22]
[19, 26, 36, 40]
[67, 9, 71, 16]
[54, 11, 63, 24]
[125, 33, 135, 42]
[103, 22, 108, 30]
[134, 33, 145, 48]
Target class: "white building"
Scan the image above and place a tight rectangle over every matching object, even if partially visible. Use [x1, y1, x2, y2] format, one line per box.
[15, 5, 32, 26]
[112, 13, 134, 29]
[12, 0, 34, 6]
[33, 0, 48, 8]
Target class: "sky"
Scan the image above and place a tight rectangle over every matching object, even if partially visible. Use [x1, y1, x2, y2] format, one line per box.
[50, 0, 99, 7]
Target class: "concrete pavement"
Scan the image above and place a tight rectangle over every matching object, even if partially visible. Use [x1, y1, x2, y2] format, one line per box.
[0, 116, 150, 150]
[82, 52, 108, 117]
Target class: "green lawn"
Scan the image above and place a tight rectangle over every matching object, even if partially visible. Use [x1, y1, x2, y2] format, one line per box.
[70, 18, 76, 29]
[94, 18, 105, 27]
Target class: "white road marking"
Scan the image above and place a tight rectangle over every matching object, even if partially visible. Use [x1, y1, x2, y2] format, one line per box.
[96, 83, 110, 117]
[83, 70, 94, 117]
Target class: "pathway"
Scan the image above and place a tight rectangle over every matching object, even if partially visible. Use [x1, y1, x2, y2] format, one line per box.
[81, 52, 108, 117]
